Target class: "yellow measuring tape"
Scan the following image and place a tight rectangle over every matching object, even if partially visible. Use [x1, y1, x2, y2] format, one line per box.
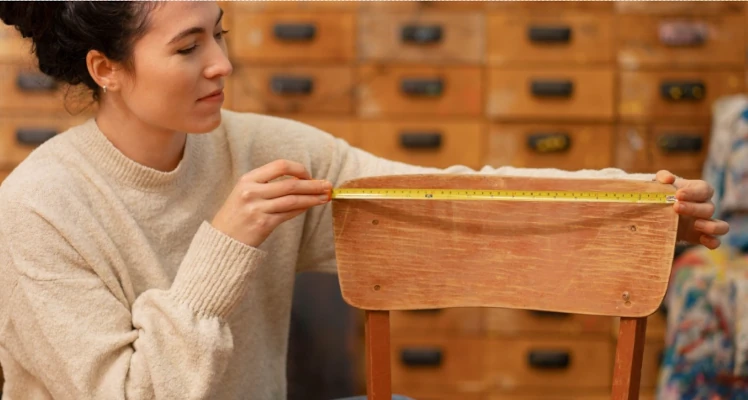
[331, 188, 677, 204]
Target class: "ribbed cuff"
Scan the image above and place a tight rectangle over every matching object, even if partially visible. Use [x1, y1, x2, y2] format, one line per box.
[171, 221, 267, 319]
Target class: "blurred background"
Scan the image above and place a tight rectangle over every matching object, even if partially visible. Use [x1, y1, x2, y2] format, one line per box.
[3, 1, 748, 399]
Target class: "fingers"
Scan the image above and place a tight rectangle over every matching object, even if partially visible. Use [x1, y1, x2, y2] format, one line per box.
[674, 200, 715, 219]
[700, 234, 721, 250]
[258, 177, 332, 200]
[655, 170, 677, 184]
[674, 180, 714, 202]
[262, 193, 330, 214]
[245, 159, 311, 183]
[693, 218, 730, 236]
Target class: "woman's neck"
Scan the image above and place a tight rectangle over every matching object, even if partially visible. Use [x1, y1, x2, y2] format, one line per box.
[94, 101, 186, 173]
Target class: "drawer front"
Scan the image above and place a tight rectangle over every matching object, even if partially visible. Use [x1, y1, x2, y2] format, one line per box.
[0, 25, 30, 62]
[615, 124, 709, 174]
[488, 338, 613, 392]
[487, 13, 613, 65]
[486, 67, 615, 121]
[487, 2, 613, 11]
[358, 13, 484, 64]
[358, 65, 483, 117]
[230, 1, 359, 11]
[614, 1, 744, 15]
[358, 120, 484, 169]
[391, 308, 485, 336]
[618, 70, 744, 121]
[485, 123, 613, 170]
[0, 116, 88, 168]
[276, 116, 358, 145]
[391, 336, 488, 392]
[485, 309, 613, 336]
[0, 63, 67, 113]
[230, 66, 353, 114]
[228, 12, 355, 63]
[617, 15, 744, 68]
[361, 1, 487, 11]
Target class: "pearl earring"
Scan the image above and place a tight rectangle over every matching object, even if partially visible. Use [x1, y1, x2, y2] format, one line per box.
[102, 85, 107, 93]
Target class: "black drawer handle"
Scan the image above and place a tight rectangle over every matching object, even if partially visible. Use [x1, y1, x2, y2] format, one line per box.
[16, 128, 58, 145]
[16, 72, 56, 91]
[527, 350, 571, 369]
[529, 310, 571, 318]
[270, 76, 313, 95]
[660, 81, 705, 101]
[528, 25, 571, 43]
[400, 132, 442, 149]
[273, 23, 316, 41]
[401, 24, 443, 44]
[530, 80, 573, 97]
[400, 348, 443, 367]
[400, 78, 444, 97]
[657, 134, 703, 153]
[527, 132, 571, 153]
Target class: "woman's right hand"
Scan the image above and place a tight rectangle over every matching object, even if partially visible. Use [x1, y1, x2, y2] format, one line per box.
[211, 159, 332, 248]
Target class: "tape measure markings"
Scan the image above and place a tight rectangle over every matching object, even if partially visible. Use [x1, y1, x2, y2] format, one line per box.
[331, 188, 677, 204]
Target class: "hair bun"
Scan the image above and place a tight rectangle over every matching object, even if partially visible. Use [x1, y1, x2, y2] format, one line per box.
[0, 2, 63, 40]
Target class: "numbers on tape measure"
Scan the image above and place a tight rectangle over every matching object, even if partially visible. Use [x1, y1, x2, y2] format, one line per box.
[331, 188, 676, 204]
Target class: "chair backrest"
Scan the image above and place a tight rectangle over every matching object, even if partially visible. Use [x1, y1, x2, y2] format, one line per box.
[331, 174, 678, 400]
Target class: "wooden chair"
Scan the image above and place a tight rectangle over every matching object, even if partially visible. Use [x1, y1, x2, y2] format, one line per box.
[331, 174, 679, 400]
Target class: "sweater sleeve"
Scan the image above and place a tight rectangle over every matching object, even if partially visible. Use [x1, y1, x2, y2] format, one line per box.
[295, 126, 657, 273]
[0, 199, 266, 400]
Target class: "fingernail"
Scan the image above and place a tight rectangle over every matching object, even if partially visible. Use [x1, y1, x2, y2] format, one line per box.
[677, 202, 687, 212]
[694, 220, 705, 230]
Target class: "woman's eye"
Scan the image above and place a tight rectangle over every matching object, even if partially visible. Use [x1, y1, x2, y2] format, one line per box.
[215, 29, 229, 39]
[178, 45, 197, 55]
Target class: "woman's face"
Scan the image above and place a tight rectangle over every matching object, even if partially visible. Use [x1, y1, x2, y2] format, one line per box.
[116, 1, 232, 134]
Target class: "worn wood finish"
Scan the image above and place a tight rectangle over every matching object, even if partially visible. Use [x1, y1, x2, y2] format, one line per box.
[617, 14, 745, 68]
[486, 67, 615, 121]
[366, 310, 392, 400]
[487, 13, 614, 65]
[358, 120, 484, 170]
[230, 66, 354, 114]
[332, 174, 678, 317]
[357, 13, 484, 64]
[612, 317, 648, 400]
[486, 308, 612, 336]
[228, 12, 355, 63]
[357, 65, 483, 117]
[486, 123, 614, 171]
[618, 70, 744, 121]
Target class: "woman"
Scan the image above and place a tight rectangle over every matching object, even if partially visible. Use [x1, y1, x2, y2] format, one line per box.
[0, 2, 729, 400]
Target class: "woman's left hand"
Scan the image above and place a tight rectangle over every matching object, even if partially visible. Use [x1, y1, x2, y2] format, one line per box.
[655, 170, 730, 249]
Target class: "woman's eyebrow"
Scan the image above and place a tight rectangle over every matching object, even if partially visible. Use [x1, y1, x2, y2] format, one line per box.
[167, 8, 224, 45]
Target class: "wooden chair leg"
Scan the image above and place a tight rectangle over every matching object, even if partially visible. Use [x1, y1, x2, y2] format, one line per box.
[611, 316, 648, 400]
[365, 310, 391, 400]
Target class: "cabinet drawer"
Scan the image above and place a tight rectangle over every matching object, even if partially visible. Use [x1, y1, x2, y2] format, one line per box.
[391, 308, 484, 336]
[358, 120, 484, 169]
[360, 1, 487, 11]
[392, 389, 485, 400]
[485, 309, 613, 336]
[0, 63, 67, 113]
[614, 1, 743, 15]
[617, 15, 744, 68]
[618, 70, 744, 121]
[487, 13, 613, 65]
[487, 2, 612, 11]
[391, 336, 488, 392]
[641, 340, 665, 389]
[357, 13, 484, 64]
[230, 66, 353, 114]
[228, 12, 354, 63]
[485, 123, 613, 170]
[230, 1, 359, 11]
[488, 338, 613, 392]
[0, 25, 30, 62]
[358, 65, 483, 117]
[615, 124, 709, 174]
[277, 116, 358, 146]
[486, 67, 615, 121]
[0, 116, 87, 168]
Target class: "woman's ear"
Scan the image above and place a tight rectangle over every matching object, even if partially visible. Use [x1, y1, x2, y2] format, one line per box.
[86, 49, 121, 92]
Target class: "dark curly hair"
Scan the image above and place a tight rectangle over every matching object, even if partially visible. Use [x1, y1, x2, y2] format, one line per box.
[0, 1, 156, 103]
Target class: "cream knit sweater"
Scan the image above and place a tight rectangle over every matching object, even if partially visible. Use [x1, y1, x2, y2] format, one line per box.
[0, 110, 655, 399]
